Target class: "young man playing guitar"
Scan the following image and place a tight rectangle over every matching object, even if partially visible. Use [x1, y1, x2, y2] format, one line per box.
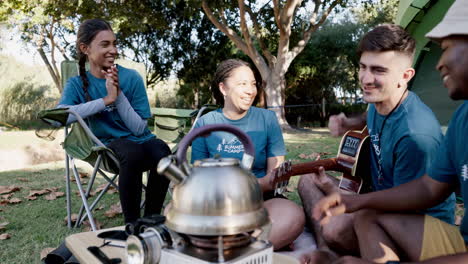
[314, 1, 468, 263]
[298, 24, 455, 262]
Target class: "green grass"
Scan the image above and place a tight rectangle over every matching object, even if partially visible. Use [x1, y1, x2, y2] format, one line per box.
[0, 162, 124, 263]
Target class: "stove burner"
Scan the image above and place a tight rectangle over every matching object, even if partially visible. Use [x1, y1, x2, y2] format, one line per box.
[187, 233, 252, 250]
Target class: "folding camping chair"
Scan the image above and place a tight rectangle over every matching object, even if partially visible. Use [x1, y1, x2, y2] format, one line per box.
[37, 60, 149, 231]
[38, 108, 124, 231]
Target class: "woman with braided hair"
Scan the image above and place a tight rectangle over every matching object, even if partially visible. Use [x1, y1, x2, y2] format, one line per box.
[57, 18, 171, 224]
[191, 59, 307, 254]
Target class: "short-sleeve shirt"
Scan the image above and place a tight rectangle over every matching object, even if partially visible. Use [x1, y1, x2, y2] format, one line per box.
[367, 91, 455, 224]
[191, 107, 287, 178]
[59, 65, 154, 144]
[428, 101, 468, 242]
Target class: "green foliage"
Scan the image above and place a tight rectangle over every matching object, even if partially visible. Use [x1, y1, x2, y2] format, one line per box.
[175, 15, 243, 108]
[353, 0, 399, 25]
[284, 0, 398, 126]
[0, 82, 57, 129]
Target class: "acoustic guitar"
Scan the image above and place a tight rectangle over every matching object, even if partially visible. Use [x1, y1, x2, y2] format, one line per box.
[273, 127, 372, 194]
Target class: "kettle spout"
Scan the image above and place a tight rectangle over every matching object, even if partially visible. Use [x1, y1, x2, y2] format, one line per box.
[157, 156, 187, 184]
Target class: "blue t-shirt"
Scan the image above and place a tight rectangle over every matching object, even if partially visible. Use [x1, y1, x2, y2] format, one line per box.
[191, 107, 287, 178]
[59, 65, 154, 144]
[428, 101, 468, 242]
[367, 91, 455, 224]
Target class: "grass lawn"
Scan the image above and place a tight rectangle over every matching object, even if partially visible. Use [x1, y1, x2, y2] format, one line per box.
[0, 129, 340, 263]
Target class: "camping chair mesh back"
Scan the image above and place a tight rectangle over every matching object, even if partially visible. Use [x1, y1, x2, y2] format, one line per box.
[38, 108, 122, 231]
[151, 105, 218, 152]
[152, 108, 195, 147]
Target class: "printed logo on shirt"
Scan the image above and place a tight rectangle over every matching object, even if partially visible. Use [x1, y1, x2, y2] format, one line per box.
[462, 164, 468, 182]
[369, 129, 384, 184]
[216, 137, 244, 154]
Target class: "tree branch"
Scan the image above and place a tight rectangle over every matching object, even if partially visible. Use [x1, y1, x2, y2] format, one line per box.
[47, 21, 61, 90]
[238, 0, 257, 58]
[276, 0, 301, 66]
[244, 4, 275, 66]
[201, 0, 250, 55]
[290, 0, 343, 59]
[272, 0, 282, 34]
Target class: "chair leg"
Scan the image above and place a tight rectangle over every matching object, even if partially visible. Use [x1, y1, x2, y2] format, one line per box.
[97, 169, 119, 190]
[75, 155, 102, 228]
[71, 158, 97, 231]
[65, 153, 72, 229]
[77, 173, 118, 226]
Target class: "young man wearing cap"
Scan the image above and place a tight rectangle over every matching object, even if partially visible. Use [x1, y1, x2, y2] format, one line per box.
[298, 24, 455, 261]
[312, 0, 468, 263]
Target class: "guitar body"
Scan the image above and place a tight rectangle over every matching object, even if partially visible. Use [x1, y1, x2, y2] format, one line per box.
[272, 127, 372, 194]
[336, 129, 372, 193]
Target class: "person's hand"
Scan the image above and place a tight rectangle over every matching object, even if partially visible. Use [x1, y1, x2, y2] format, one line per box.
[328, 112, 348, 137]
[312, 192, 347, 226]
[258, 172, 276, 192]
[102, 65, 120, 105]
[332, 256, 375, 264]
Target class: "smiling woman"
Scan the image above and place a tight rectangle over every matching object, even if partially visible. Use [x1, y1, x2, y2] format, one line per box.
[56, 18, 171, 224]
[190, 59, 306, 254]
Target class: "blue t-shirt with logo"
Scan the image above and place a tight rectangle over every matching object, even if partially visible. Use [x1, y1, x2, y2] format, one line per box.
[367, 91, 455, 224]
[428, 101, 468, 242]
[59, 65, 154, 145]
[191, 107, 287, 178]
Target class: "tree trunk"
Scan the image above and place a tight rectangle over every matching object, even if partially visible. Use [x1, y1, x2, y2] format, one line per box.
[264, 72, 291, 130]
[36, 47, 62, 92]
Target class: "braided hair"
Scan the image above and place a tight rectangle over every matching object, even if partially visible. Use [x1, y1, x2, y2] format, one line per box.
[76, 19, 113, 102]
[211, 59, 264, 107]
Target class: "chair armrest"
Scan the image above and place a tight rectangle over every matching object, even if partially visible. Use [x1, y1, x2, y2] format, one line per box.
[66, 109, 106, 148]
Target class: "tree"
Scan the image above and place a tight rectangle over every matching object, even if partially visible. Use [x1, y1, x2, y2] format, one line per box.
[0, 0, 77, 92]
[286, 19, 362, 126]
[285, 0, 398, 126]
[199, 0, 349, 128]
[0, 0, 174, 91]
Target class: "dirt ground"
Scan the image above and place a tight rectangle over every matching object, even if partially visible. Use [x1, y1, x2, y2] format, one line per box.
[0, 130, 64, 171]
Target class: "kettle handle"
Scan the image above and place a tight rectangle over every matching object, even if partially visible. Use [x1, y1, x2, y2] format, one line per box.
[176, 124, 255, 170]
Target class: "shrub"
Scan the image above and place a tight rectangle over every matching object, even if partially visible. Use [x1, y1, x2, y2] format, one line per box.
[0, 82, 57, 129]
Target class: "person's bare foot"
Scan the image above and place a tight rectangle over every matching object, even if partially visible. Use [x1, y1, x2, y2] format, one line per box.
[310, 168, 339, 195]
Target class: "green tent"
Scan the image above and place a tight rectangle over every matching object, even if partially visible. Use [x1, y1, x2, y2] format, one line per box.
[397, 0, 462, 126]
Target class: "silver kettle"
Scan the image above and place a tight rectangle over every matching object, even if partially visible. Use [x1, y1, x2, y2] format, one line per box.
[157, 124, 270, 236]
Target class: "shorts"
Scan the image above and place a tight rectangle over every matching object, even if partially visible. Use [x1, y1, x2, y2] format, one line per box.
[420, 215, 467, 261]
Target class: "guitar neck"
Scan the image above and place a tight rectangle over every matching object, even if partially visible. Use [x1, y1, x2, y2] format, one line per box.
[274, 158, 347, 183]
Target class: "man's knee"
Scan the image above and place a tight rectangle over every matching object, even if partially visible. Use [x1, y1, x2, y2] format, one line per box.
[265, 199, 305, 244]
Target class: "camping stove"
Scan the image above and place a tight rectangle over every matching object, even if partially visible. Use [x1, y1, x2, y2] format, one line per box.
[125, 222, 273, 264]
[126, 125, 274, 264]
